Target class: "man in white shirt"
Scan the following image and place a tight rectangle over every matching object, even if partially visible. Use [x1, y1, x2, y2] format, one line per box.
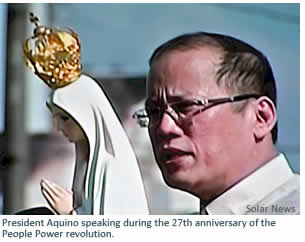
[133, 32, 299, 215]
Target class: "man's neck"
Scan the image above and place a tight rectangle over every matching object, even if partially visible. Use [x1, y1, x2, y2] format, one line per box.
[198, 141, 277, 203]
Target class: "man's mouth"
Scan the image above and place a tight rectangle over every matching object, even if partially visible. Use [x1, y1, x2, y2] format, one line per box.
[159, 148, 193, 163]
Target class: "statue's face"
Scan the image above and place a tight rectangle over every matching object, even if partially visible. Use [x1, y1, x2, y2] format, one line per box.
[51, 106, 84, 143]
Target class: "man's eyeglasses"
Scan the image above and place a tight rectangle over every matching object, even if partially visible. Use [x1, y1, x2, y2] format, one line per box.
[132, 94, 260, 128]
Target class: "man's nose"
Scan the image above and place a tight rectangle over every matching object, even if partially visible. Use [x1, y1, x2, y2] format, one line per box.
[156, 112, 183, 137]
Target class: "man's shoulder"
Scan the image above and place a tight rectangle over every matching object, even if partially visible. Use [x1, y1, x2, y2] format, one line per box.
[255, 174, 300, 215]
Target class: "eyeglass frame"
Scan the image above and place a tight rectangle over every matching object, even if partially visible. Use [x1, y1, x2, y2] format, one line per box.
[132, 94, 261, 128]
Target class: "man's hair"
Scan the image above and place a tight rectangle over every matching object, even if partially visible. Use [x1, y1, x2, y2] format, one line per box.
[149, 32, 278, 143]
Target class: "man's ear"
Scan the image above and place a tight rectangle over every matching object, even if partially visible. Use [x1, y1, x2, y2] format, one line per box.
[253, 96, 277, 141]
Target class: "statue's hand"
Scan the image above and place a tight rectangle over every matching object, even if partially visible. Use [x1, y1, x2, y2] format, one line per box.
[40, 178, 74, 215]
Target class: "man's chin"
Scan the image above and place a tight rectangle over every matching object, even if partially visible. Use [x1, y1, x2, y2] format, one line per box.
[162, 168, 191, 190]
[159, 155, 192, 173]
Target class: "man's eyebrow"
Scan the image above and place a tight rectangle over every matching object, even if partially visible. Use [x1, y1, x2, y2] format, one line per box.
[147, 95, 205, 104]
[146, 96, 185, 104]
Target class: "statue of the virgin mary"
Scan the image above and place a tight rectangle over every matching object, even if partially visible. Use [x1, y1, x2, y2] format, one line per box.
[22, 13, 149, 215]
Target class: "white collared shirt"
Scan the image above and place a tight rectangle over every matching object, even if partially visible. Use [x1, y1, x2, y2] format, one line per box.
[201, 153, 299, 215]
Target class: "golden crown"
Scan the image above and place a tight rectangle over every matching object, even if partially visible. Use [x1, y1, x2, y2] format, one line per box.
[23, 13, 81, 89]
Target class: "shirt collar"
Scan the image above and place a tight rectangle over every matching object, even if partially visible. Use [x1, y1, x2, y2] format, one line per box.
[204, 153, 294, 215]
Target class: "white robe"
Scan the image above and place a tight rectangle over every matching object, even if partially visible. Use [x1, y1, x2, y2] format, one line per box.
[48, 74, 149, 214]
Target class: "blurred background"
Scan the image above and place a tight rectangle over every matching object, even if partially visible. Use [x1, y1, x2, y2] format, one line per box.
[0, 3, 300, 214]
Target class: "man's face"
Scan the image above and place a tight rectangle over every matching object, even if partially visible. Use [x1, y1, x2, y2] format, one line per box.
[147, 48, 253, 199]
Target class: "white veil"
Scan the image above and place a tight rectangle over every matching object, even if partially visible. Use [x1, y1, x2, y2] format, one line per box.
[47, 74, 149, 214]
